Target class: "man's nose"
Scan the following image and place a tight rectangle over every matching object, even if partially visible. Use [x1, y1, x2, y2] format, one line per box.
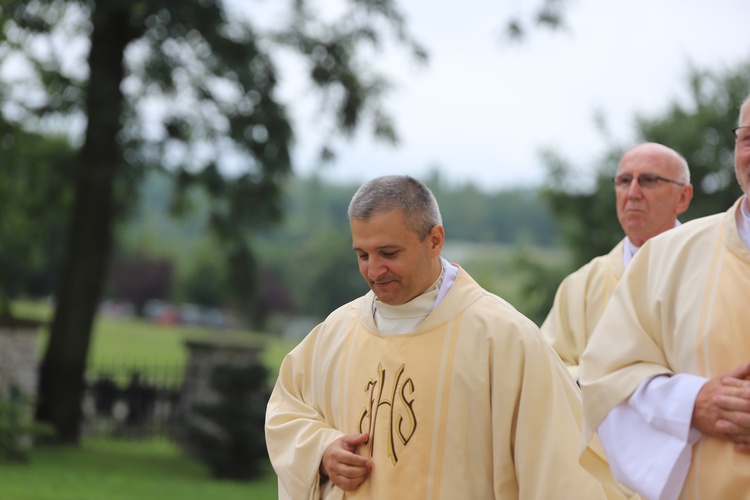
[626, 178, 644, 197]
[366, 256, 386, 280]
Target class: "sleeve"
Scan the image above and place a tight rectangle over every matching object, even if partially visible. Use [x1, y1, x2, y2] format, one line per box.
[541, 269, 590, 381]
[265, 329, 345, 500]
[598, 374, 707, 500]
[580, 242, 680, 446]
[502, 318, 628, 499]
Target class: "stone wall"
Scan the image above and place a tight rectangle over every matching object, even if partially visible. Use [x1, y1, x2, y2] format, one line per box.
[176, 336, 264, 445]
[0, 321, 42, 402]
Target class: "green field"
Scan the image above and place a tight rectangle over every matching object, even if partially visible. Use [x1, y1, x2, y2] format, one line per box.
[12, 300, 297, 382]
[2, 300, 300, 500]
[0, 439, 278, 500]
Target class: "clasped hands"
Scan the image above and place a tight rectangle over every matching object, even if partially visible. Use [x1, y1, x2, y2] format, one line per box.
[693, 361, 750, 452]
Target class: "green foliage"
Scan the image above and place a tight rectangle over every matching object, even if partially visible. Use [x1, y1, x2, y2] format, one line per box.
[0, 388, 54, 462]
[431, 179, 560, 246]
[509, 248, 572, 326]
[174, 245, 230, 308]
[635, 62, 749, 216]
[542, 60, 750, 268]
[445, 242, 569, 325]
[540, 148, 622, 268]
[185, 363, 270, 480]
[0, 123, 75, 316]
[503, 0, 571, 42]
[528, 58, 750, 323]
[117, 171, 561, 323]
[263, 226, 366, 318]
[0, 0, 428, 441]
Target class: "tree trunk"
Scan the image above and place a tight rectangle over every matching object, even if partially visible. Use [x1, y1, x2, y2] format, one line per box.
[36, 3, 132, 443]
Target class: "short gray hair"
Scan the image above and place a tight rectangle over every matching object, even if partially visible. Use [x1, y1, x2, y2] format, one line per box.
[348, 175, 443, 240]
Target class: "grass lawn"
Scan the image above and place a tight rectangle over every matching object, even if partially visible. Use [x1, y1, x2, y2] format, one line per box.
[0, 439, 278, 500]
[6, 300, 300, 499]
[12, 299, 299, 383]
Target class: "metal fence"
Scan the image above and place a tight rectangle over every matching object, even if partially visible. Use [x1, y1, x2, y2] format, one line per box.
[82, 361, 187, 440]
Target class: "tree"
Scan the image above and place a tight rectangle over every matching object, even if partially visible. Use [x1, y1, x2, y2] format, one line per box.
[1, 0, 576, 443]
[543, 61, 749, 267]
[108, 253, 174, 315]
[0, 122, 75, 318]
[518, 60, 750, 324]
[0, 0, 427, 443]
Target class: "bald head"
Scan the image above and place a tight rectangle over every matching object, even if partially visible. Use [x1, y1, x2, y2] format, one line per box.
[735, 95, 750, 196]
[615, 143, 693, 247]
[619, 143, 690, 183]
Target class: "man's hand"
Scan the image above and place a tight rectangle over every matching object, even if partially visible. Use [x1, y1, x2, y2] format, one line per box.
[319, 433, 373, 491]
[692, 361, 750, 452]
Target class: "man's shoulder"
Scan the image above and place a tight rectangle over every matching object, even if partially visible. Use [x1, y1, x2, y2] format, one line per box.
[466, 288, 542, 335]
[648, 211, 723, 250]
[322, 295, 366, 323]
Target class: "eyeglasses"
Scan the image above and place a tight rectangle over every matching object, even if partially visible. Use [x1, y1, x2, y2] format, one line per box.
[612, 173, 686, 189]
[733, 126, 750, 143]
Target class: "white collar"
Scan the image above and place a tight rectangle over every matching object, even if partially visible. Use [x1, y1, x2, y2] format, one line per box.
[737, 196, 750, 249]
[373, 257, 458, 334]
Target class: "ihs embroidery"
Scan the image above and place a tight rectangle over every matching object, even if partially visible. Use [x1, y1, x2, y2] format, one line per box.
[358, 363, 417, 465]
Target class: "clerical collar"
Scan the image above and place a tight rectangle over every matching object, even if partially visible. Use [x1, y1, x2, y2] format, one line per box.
[737, 195, 750, 249]
[373, 257, 457, 335]
[622, 237, 639, 269]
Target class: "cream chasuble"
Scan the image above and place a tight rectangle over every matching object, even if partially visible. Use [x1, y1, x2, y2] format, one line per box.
[266, 266, 625, 499]
[581, 197, 750, 499]
[541, 240, 626, 380]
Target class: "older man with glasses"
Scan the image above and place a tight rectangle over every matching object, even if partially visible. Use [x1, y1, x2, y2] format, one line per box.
[580, 94, 750, 499]
[541, 142, 694, 382]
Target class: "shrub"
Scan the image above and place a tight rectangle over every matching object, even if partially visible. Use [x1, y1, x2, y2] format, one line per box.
[185, 363, 270, 480]
[0, 386, 54, 462]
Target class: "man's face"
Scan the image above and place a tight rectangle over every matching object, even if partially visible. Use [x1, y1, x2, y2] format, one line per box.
[351, 209, 443, 305]
[615, 145, 693, 247]
[735, 101, 750, 196]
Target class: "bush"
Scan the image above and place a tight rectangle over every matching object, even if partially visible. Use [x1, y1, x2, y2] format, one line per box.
[185, 363, 270, 480]
[0, 387, 54, 462]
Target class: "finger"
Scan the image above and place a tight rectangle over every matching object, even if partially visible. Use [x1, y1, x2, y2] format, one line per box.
[339, 461, 371, 477]
[735, 442, 750, 454]
[729, 432, 750, 444]
[716, 418, 750, 435]
[342, 432, 370, 448]
[714, 394, 750, 413]
[330, 462, 371, 491]
[336, 452, 373, 469]
[336, 474, 368, 492]
[721, 377, 750, 392]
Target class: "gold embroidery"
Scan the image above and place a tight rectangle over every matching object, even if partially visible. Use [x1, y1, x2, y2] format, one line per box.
[358, 363, 417, 465]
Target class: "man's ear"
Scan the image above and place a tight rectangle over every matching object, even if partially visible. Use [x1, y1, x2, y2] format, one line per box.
[429, 225, 445, 254]
[677, 184, 694, 214]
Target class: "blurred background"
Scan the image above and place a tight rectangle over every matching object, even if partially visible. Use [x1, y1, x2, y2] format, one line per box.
[0, 0, 748, 498]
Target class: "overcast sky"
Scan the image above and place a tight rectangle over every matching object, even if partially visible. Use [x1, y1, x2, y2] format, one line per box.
[278, 0, 750, 191]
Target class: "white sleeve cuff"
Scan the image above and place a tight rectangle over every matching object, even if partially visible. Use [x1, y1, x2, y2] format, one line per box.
[598, 374, 707, 500]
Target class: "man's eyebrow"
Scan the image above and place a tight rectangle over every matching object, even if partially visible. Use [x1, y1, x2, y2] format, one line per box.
[352, 244, 401, 252]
